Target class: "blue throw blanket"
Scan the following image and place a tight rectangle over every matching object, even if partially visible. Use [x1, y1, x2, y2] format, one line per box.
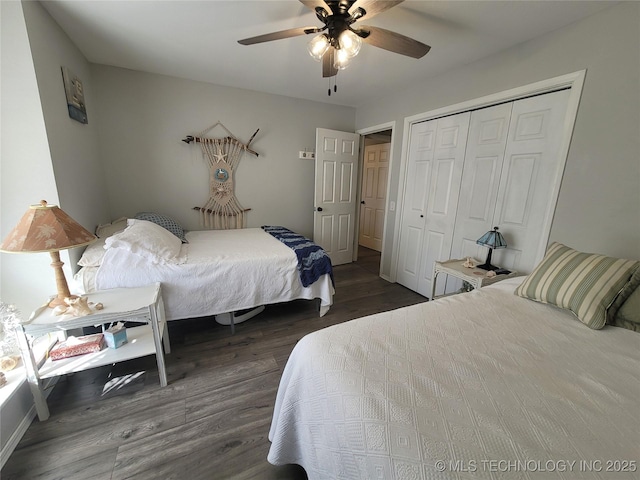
[262, 226, 334, 288]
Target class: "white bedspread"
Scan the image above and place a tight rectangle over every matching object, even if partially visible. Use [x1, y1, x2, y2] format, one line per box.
[91, 228, 333, 320]
[268, 278, 640, 479]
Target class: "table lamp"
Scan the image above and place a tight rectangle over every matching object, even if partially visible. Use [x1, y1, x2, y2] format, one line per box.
[0, 200, 96, 308]
[476, 226, 507, 271]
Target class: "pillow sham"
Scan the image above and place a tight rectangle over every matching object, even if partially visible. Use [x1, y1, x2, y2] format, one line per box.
[515, 242, 639, 329]
[95, 217, 127, 238]
[134, 212, 187, 243]
[77, 237, 107, 267]
[607, 268, 640, 332]
[105, 219, 184, 264]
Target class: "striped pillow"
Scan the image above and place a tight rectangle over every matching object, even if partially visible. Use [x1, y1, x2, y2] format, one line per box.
[515, 243, 639, 329]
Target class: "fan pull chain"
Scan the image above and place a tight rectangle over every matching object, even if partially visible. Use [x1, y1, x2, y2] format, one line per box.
[327, 76, 338, 96]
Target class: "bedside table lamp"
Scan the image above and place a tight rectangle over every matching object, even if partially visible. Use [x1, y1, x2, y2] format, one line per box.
[476, 226, 507, 271]
[0, 200, 96, 308]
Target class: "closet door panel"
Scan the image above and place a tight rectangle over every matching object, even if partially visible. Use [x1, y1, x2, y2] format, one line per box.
[396, 121, 436, 290]
[417, 112, 470, 297]
[492, 89, 571, 273]
[450, 103, 512, 288]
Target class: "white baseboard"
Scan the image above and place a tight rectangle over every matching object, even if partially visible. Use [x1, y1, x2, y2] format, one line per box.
[0, 376, 57, 469]
[0, 402, 36, 468]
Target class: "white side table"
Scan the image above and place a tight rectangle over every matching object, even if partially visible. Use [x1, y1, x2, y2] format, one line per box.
[16, 283, 170, 421]
[431, 259, 518, 300]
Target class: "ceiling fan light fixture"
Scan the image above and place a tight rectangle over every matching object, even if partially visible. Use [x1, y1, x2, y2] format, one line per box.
[338, 29, 362, 58]
[333, 48, 353, 70]
[308, 34, 330, 61]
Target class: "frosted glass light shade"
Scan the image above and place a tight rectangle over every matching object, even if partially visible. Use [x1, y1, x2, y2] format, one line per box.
[308, 34, 330, 61]
[334, 48, 353, 70]
[339, 30, 362, 58]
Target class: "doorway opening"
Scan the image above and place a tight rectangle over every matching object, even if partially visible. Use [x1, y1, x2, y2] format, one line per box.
[356, 128, 392, 275]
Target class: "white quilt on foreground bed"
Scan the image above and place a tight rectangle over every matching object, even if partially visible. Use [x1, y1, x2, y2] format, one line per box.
[268, 278, 639, 479]
[86, 228, 333, 320]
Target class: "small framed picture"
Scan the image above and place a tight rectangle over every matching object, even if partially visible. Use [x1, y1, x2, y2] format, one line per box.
[61, 66, 87, 124]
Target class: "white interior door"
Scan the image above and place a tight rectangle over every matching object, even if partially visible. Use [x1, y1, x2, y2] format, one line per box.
[417, 112, 471, 297]
[358, 143, 389, 252]
[396, 121, 436, 291]
[397, 112, 470, 297]
[490, 89, 571, 273]
[314, 128, 360, 266]
[449, 102, 513, 290]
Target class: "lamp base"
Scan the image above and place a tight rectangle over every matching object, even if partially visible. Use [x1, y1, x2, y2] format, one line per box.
[476, 262, 499, 271]
[48, 294, 79, 309]
[477, 247, 498, 271]
[48, 250, 74, 308]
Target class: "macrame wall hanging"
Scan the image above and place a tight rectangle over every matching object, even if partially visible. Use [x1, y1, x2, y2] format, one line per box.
[182, 122, 260, 229]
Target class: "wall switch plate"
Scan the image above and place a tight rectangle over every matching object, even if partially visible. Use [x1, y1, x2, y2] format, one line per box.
[299, 151, 315, 159]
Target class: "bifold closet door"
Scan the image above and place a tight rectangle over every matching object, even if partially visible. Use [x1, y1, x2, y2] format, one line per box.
[397, 112, 470, 296]
[446, 102, 513, 293]
[490, 89, 571, 273]
[449, 89, 571, 275]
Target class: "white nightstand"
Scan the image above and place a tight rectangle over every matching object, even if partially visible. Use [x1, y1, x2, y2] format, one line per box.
[431, 259, 518, 300]
[16, 283, 170, 421]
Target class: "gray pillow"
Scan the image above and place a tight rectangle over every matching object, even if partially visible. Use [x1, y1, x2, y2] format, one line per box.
[134, 212, 188, 243]
[608, 269, 640, 332]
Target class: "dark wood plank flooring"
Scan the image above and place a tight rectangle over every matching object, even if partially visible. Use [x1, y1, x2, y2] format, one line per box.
[2, 248, 427, 480]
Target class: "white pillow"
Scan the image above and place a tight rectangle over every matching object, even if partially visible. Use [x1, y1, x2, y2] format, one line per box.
[77, 237, 108, 267]
[105, 219, 184, 264]
[95, 217, 128, 238]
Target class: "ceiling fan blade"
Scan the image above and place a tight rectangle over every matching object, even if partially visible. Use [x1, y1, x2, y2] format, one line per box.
[360, 26, 430, 58]
[322, 47, 338, 78]
[238, 26, 321, 45]
[349, 0, 404, 20]
[299, 0, 331, 15]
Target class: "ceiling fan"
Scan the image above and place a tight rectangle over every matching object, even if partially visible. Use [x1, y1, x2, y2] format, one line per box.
[238, 0, 431, 80]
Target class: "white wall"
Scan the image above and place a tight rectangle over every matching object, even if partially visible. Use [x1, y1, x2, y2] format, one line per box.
[23, 0, 110, 257]
[1, 0, 109, 316]
[0, 0, 60, 460]
[0, 0, 108, 461]
[91, 66, 356, 239]
[355, 2, 640, 277]
[0, 1, 60, 319]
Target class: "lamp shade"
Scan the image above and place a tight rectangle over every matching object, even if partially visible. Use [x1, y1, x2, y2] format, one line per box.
[0, 200, 95, 254]
[476, 226, 507, 250]
[475, 226, 507, 271]
[308, 34, 330, 61]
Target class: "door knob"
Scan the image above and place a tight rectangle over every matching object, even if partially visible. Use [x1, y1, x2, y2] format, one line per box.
[360, 201, 366, 204]
[317, 207, 323, 212]
[420, 214, 424, 218]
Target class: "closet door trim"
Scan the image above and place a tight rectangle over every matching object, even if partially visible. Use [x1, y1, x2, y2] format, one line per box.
[392, 70, 586, 282]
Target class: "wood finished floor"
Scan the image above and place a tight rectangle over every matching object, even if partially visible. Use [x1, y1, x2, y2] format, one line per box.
[2, 247, 427, 480]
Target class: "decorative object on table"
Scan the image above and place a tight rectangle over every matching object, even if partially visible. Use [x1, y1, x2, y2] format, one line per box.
[0, 200, 96, 308]
[61, 66, 88, 124]
[485, 270, 497, 278]
[0, 302, 21, 360]
[49, 333, 105, 360]
[182, 121, 260, 229]
[53, 296, 99, 317]
[0, 356, 20, 372]
[476, 226, 507, 271]
[0, 302, 22, 371]
[462, 257, 475, 268]
[104, 322, 128, 349]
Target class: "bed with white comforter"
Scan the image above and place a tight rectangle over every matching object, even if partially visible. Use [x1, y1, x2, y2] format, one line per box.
[268, 277, 639, 479]
[75, 225, 333, 321]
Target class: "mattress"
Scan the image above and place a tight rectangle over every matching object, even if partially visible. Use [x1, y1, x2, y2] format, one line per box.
[268, 277, 640, 479]
[74, 228, 333, 321]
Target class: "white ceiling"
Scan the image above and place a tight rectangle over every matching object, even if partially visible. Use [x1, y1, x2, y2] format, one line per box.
[41, 0, 615, 108]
